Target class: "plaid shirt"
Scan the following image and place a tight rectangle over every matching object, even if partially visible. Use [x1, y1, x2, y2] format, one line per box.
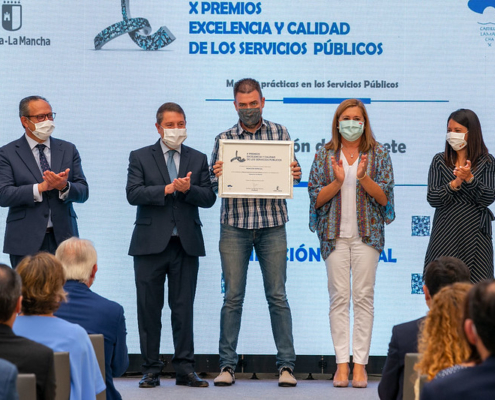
[210, 119, 300, 229]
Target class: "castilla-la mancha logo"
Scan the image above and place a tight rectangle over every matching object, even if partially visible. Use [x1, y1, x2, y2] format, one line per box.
[2, 0, 22, 31]
[468, 0, 495, 47]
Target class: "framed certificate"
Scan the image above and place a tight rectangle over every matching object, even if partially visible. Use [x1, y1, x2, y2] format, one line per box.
[218, 139, 294, 199]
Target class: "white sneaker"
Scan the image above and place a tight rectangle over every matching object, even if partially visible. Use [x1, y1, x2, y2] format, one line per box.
[278, 367, 297, 387]
[214, 367, 235, 386]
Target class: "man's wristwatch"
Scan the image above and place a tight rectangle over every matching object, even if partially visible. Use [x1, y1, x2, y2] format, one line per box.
[60, 184, 70, 194]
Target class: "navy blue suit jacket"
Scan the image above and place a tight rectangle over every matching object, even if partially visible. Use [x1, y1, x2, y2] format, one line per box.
[378, 317, 424, 400]
[0, 135, 88, 255]
[55, 280, 129, 400]
[126, 141, 216, 257]
[0, 358, 17, 400]
[421, 356, 495, 400]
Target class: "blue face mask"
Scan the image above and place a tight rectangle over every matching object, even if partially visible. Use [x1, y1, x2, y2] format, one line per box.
[339, 120, 364, 142]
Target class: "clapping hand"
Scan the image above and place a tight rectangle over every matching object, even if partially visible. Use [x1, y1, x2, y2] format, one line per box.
[454, 160, 473, 182]
[331, 156, 345, 183]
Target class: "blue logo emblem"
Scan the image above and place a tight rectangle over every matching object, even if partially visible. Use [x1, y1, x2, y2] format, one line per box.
[411, 216, 430, 236]
[468, 0, 495, 13]
[94, 0, 175, 50]
[2, 1, 22, 32]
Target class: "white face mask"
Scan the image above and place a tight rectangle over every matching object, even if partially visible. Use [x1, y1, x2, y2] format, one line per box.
[162, 128, 187, 149]
[446, 131, 467, 151]
[28, 119, 55, 141]
[339, 120, 364, 142]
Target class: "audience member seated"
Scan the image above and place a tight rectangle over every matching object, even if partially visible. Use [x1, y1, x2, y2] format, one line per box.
[434, 287, 481, 379]
[421, 279, 495, 400]
[12, 253, 105, 400]
[414, 282, 472, 397]
[378, 256, 470, 400]
[54, 237, 129, 400]
[0, 358, 18, 400]
[0, 263, 55, 400]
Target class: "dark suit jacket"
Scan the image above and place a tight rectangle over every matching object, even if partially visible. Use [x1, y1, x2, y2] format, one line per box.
[0, 135, 89, 255]
[421, 356, 495, 400]
[126, 141, 216, 257]
[55, 280, 129, 400]
[0, 323, 55, 400]
[0, 358, 18, 400]
[378, 317, 424, 400]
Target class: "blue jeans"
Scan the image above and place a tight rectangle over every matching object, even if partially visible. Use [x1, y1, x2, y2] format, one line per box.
[218, 223, 296, 371]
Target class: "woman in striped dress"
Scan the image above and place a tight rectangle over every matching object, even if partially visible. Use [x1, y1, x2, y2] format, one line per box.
[424, 109, 495, 282]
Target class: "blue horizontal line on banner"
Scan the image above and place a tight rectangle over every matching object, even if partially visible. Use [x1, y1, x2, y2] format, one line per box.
[372, 100, 449, 103]
[206, 99, 448, 104]
[205, 99, 282, 102]
[284, 98, 371, 104]
[296, 182, 427, 188]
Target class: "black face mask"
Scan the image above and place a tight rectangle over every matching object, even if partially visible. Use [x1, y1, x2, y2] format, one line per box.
[238, 108, 261, 128]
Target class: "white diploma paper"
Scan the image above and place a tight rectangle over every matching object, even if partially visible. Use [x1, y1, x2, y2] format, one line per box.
[218, 140, 294, 198]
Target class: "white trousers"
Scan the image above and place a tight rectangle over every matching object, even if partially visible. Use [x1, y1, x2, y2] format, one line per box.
[325, 237, 380, 364]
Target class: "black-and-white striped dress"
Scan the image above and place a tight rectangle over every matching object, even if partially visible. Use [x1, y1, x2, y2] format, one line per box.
[424, 152, 495, 282]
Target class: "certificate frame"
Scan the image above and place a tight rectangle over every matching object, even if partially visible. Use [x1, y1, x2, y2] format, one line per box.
[218, 139, 294, 199]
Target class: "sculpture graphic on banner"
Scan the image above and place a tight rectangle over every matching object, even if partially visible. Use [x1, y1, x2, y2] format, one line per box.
[94, 0, 175, 50]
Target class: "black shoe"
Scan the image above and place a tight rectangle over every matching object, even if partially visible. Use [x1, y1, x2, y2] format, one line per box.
[176, 372, 209, 387]
[139, 373, 160, 388]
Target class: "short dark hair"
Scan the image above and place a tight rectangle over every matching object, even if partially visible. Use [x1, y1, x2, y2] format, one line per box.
[467, 279, 495, 354]
[444, 109, 489, 170]
[233, 78, 262, 99]
[0, 264, 22, 323]
[424, 256, 471, 297]
[156, 102, 186, 125]
[19, 95, 49, 118]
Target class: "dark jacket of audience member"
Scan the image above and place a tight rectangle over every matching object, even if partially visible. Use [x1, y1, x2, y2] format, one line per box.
[421, 279, 495, 400]
[0, 358, 18, 400]
[0, 264, 55, 400]
[54, 237, 129, 400]
[378, 256, 471, 400]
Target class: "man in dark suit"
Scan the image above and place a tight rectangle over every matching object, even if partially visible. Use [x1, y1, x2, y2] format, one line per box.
[0, 263, 56, 400]
[54, 237, 129, 400]
[126, 102, 216, 388]
[421, 279, 495, 400]
[378, 256, 471, 400]
[0, 96, 89, 268]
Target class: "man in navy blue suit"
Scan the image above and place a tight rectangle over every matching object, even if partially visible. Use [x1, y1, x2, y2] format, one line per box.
[0, 96, 89, 268]
[126, 102, 216, 388]
[421, 279, 495, 400]
[378, 256, 471, 400]
[54, 237, 129, 400]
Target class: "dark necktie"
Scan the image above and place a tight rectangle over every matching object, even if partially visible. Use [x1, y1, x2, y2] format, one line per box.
[36, 144, 51, 172]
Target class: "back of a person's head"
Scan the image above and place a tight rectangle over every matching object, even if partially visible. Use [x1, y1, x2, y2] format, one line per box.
[55, 237, 97, 283]
[17, 253, 67, 315]
[416, 282, 473, 380]
[0, 264, 22, 323]
[467, 279, 495, 355]
[424, 256, 471, 297]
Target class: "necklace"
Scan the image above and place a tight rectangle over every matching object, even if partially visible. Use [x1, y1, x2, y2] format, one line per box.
[341, 144, 359, 158]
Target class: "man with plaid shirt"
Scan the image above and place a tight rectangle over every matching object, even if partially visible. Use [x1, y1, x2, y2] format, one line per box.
[210, 78, 301, 387]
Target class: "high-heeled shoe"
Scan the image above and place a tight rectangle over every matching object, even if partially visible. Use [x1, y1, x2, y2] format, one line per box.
[351, 364, 368, 388]
[333, 363, 349, 387]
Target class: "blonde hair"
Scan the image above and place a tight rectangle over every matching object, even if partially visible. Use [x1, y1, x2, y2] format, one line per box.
[17, 253, 67, 315]
[325, 98, 376, 153]
[55, 237, 97, 283]
[415, 282, 473, 381]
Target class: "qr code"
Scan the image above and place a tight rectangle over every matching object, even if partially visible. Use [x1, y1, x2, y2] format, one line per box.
[411, 273, 424, 294]
[412, 216, 430, 236]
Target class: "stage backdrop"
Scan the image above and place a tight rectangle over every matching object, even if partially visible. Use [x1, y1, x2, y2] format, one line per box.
[1, 0, 495, 356]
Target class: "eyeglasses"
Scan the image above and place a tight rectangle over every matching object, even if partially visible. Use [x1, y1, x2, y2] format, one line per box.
[25, 113, 56, 122]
